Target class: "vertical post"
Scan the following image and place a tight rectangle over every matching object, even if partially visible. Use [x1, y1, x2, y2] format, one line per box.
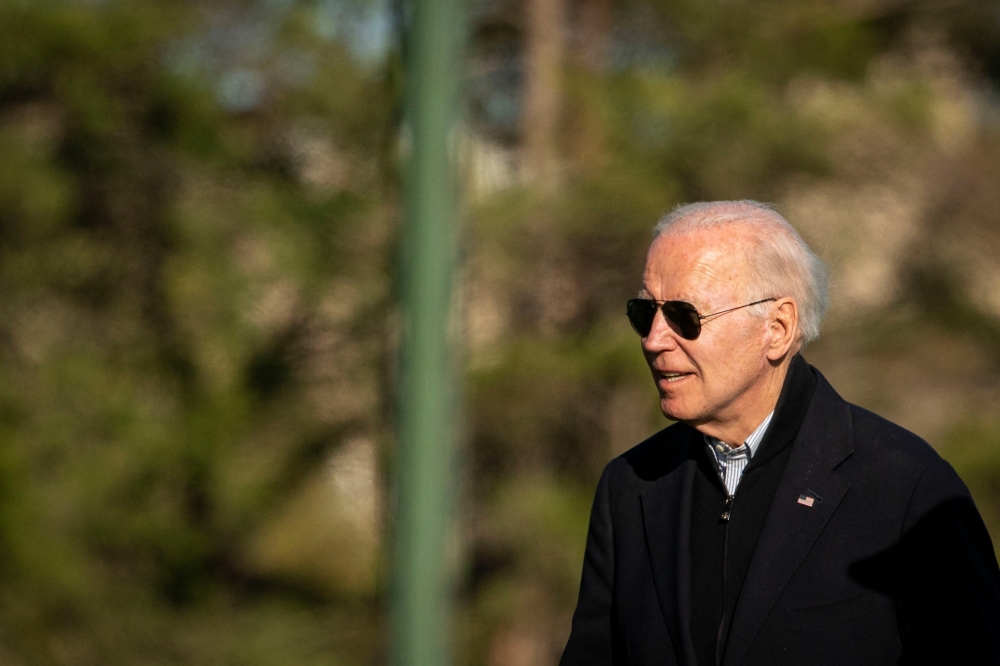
[393, 0, 460, 660]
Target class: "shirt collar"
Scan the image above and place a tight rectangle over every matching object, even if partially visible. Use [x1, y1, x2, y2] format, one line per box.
[704, 410, 775, 460]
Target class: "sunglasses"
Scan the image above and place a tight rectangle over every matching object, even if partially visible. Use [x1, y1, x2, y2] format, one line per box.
[626, 297, 777, 339]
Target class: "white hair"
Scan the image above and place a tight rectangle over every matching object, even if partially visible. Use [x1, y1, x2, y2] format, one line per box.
[653, 200, 830, 345]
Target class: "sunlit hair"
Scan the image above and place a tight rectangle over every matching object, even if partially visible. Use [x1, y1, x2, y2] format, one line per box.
[653, 200, 830, 345]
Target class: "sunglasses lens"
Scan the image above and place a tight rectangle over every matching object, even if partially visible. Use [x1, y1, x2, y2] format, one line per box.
[626, 299, 656, 336]
[661, 302, 702, 340]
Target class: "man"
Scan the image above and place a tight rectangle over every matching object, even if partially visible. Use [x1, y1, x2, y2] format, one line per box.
[560, 201, 1000, 666]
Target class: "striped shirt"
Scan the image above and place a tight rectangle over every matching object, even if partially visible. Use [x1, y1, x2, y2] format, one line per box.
[704, 411, 774, 497]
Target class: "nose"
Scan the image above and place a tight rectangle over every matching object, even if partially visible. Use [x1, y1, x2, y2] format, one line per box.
[642, 308, 681, 354]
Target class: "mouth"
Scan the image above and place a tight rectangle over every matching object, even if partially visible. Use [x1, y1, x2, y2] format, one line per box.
[657, 371, 693, 385]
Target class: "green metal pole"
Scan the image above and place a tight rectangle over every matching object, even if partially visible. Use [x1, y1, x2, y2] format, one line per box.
[393, 0, 461, 660]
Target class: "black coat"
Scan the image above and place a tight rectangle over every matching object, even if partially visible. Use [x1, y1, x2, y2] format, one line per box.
[560, 361, 1000, 666]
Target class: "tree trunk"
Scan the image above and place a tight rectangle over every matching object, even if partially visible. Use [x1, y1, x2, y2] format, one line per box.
[523, 0, 565, 192]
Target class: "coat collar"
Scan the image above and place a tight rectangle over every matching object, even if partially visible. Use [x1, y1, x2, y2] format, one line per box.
[745, 353, 819, 470]
[637, 356, 854, 666]
[722, 366, 854, 666]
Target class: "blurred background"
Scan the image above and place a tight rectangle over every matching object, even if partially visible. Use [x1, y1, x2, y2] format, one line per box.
[1, 0, 1000, 664]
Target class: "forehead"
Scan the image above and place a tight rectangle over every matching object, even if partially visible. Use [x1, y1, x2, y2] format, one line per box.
[642, 227, 752, 303]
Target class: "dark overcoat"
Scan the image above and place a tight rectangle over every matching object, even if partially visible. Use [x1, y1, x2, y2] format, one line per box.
[560, 361, 1000, 666]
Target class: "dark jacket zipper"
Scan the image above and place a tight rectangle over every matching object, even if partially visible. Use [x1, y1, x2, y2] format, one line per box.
[716, 494, 734, 666]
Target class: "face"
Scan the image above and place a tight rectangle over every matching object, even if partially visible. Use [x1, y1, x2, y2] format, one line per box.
[640, 227, 777, 429]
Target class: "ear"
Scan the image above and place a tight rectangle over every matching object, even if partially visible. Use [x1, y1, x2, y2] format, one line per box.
[766, 298, 799, 361]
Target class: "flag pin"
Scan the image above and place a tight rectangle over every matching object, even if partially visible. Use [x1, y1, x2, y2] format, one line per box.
[797, 493, 816, 507]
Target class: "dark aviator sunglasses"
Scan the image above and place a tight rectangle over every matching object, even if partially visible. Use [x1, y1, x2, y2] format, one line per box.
[626, 297, 777, 339]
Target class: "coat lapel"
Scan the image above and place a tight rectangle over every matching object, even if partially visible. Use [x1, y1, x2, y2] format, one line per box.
[722, 373, 854, 666]
[641, 428, 699, 666]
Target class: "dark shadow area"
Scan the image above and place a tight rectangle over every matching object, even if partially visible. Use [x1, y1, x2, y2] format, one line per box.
[849, 497, 1000, 663]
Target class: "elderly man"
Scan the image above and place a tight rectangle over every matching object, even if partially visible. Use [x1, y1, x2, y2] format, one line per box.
[560, 201, 1000, 666]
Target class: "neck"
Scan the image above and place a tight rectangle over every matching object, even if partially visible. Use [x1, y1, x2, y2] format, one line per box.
[695, 357, 791, 447]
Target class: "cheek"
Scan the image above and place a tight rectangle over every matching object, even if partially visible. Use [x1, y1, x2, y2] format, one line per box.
[731, 317, 770, 349]
[703, 327, 766, 379]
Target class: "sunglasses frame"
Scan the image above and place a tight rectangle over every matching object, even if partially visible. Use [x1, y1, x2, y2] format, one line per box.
[626, 297, 778, 339]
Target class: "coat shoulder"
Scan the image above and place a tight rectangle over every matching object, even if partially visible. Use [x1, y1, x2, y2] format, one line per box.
[847, 402, 941, 470]
[601, 421, 694, 490]
[847, 402, 974, 508]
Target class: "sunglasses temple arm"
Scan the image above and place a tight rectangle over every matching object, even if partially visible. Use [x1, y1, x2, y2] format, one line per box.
[700, 298, 777, 320]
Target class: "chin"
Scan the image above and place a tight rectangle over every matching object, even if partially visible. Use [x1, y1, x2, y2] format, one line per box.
[659, 398, 701, 423]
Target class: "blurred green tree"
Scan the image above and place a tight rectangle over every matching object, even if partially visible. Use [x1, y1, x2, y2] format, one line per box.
[0, 0, 397, 663]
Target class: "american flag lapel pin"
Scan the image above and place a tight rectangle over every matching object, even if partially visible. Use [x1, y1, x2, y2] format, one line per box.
[797, 490, 822, 507]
